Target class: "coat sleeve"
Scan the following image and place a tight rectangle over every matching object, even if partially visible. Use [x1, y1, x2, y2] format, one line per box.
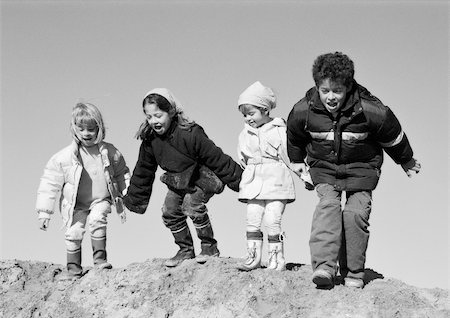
[237, 130, 247, 169]
[110, 146, 131, 195]
[374, 106, 414, 165]
[286, 103, 310, 163]
[123, 141, 158, 214]
[35, 154, 65, 217]
[192, 126, 243, 192]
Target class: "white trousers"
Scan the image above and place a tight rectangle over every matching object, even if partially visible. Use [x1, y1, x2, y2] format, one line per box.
[65, 200, 111, 251]
[246, 199, 287, 236]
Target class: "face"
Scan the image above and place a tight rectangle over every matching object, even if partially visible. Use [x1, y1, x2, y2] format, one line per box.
[75, 122, 99, 147]
[318, 78, 349, 114]
[144, 103, 173, 135]
[240, 104, 270, 128]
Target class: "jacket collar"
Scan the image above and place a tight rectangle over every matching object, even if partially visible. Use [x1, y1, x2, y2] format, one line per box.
[308, 80, 361, 116]
[70, 140, 107, 165]
[244, 117, 286, 134]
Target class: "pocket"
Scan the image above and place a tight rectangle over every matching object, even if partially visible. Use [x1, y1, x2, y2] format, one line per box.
[160, 165, 196, 190]
[263, 139, 281, 157]
[195, 166, 225, 194]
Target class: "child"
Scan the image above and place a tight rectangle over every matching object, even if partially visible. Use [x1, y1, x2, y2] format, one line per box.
[123, 88, 242, 267]
[236, 81, 298, 271]
[36, 102, 130, 280]
[286, 52, 421, 288]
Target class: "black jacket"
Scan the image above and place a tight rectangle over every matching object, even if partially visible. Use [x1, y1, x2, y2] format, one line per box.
[287, 82, 414, 191]
[124, 121, 242, 213]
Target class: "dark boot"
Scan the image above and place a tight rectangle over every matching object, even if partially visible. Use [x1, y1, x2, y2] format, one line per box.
[164, 226, 195, 267]
[60, 249, 83, 281]
[92, 238, 112, 269]
[195, 222, 220, 264]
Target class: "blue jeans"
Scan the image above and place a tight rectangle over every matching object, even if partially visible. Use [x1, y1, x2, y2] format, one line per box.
[310, 183, 372, 280]
[162, 186, 214, 232]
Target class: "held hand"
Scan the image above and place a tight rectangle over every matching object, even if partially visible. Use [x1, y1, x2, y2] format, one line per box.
[119, 211, 127, 224]
[290, 163, 307, 177]
[401, 158, 421, 178]
[39, 218, 50, 231]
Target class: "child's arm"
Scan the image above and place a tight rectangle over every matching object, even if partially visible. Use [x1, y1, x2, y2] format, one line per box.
[193, 126, 243, 192]
[123, 142, 158, 214]
[374, 106, 420, 177]
[286, 105, 310, 164]
[35, 155, 65, 230]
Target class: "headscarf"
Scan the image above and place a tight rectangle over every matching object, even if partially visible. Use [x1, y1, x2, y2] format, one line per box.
[238, 81, 276, 111]
[143, 88, 185, 115]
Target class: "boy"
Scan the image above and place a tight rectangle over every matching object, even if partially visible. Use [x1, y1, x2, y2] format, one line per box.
[286, 52, 421, 288]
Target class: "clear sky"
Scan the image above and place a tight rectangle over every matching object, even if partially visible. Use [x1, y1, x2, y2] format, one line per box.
[1, 0, 448, 289]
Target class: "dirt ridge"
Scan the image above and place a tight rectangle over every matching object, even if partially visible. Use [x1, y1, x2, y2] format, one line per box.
[1, 258, 448, 318]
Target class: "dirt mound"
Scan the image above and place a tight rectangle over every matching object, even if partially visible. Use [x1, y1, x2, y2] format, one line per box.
[0, 258, 448, 318]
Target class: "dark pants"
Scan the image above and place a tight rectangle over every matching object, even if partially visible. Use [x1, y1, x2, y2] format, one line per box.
[310, 183, 372, 280]
[162, 186, 214, 233]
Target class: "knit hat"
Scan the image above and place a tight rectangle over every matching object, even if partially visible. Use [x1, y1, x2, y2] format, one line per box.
[238, 81, 276, 110]
[143, 88, 185, 114]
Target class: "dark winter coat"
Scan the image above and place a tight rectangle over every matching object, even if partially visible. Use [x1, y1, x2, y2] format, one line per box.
[124, 121, 243, 213]
[286, 81, 414, 191]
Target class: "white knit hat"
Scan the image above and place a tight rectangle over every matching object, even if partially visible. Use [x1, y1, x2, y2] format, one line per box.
[238, 81, 276, 110]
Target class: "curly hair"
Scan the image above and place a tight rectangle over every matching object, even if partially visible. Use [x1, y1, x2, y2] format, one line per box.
[312, 52, 355, 88]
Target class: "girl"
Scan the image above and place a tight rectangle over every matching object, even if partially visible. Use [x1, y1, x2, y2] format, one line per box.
[36, 102, 130, 280]
[236, 81, 305, 271]
[123, 88, 242, 267]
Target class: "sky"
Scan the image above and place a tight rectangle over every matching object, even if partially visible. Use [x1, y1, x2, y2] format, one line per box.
[1, 0, 448, 290]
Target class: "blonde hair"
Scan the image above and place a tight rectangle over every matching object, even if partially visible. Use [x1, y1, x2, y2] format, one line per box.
[136, 93, 195, 140]
[70, 102, 106, 144]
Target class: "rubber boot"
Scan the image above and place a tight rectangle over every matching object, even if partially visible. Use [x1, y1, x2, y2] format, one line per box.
[237, 231, 263, 271]
[164, 226, 195, 267]
[267, 233, 286, 271]
[60, 248, 83, 281]
[92, 238, 112, 269]
[195, 221, 220, 264]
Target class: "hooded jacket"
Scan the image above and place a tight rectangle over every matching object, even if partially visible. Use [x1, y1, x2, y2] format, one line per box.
[35, 141, 130, 227]
[123, 121, 243, 214]
[286, 82, 414, 191]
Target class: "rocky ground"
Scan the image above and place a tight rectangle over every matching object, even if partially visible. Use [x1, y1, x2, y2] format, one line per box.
[0, 258, 448, 318]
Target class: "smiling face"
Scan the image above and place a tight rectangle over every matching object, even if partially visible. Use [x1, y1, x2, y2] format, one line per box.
[318, 78, 350, 115]
[74, 121, 99, 147]
[240, 104, 270, 128]
[143, 102, 173, 135]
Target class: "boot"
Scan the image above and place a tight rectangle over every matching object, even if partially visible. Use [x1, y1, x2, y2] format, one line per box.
[195, 221, 220, 264]
[60, 248, 83, 281]
[92, 238, 112, 269]
[237, 231, 263, 271]
[164, 226, 195, 267]
[267, 233, 286, 271]
[267, 243, 286, 271]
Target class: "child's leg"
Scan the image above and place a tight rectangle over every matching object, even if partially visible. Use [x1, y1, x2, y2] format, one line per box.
[341, 190, 372, 282]
[310, 183, 342, 277]
[88, 200, 112, 267]
[182, 186, 218, 260]
[162, 188, 195, 267]
[237, 200, 265, 271]
[64, 209, 89, 276]
[264, 200, 287, 271]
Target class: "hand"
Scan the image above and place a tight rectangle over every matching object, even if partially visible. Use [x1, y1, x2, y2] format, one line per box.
[290, 163, 307, 177]
[119, 211, 127, 224]
[401, 158, 421, 178]
[39, 218, 50, 231]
